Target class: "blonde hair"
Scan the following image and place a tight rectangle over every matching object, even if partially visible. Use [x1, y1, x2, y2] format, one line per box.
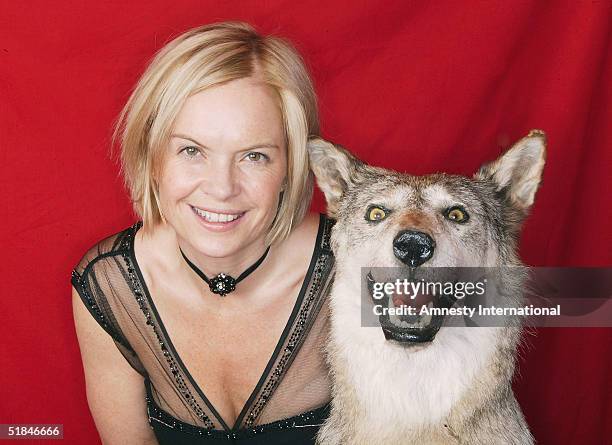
[114, 22, 319, 245]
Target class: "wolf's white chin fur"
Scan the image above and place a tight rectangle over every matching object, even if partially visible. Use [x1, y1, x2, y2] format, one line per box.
[328, 267, 500, 430]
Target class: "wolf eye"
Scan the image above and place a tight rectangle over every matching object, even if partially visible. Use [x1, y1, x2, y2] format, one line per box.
[366, 206, 388, 222]
[444, 206, 469, 223]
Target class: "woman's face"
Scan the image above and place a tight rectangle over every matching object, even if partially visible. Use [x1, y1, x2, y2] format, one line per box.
[157, 76, 287, 258]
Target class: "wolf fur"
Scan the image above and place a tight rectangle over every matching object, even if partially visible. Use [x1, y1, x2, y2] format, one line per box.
[309, 131, 546, 445]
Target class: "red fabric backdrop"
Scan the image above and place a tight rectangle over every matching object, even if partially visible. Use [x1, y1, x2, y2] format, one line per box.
[1, 1, 611, 444]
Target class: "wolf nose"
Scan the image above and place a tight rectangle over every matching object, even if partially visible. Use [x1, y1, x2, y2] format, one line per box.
[393, 230, 435, 267]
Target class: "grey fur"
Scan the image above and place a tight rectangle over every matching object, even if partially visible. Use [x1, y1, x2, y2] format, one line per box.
[309, 131, 546, 445]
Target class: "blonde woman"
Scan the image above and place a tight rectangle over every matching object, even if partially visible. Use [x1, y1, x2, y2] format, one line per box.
[71, 22, 335, 444]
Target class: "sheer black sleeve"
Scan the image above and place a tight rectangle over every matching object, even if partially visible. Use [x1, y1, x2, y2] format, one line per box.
[71, 229, 147, 378]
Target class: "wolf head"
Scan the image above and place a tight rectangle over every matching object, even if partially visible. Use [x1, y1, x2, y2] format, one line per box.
[308, 131, 546, 343]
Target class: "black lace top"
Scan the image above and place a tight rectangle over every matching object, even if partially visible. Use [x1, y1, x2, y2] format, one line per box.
[71, 214, 336, 444]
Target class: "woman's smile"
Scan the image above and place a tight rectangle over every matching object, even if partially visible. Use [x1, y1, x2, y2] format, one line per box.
[190, 204, 246, 232]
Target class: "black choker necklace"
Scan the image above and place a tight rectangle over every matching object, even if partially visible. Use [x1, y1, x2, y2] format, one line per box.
[179, 246, 270, 297]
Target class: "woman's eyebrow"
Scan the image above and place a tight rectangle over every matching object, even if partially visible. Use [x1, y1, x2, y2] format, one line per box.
[171, 133, 208, 148]
[241, 143, 280, 151]
[171, 133, 280, 151]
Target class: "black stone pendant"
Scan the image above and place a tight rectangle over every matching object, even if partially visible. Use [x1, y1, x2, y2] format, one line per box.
[179, 246, 270, 298]
[209, 273, 237, 296]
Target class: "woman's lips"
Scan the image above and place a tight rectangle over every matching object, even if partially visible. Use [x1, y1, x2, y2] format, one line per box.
[190, 205, 245, 231]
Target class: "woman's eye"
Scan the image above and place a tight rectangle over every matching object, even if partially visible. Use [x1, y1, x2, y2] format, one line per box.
[245, 152, 268, 162]
[444, 206, 470, 223]
[181, 146, 200, 157]
[366, 206, 388, 222]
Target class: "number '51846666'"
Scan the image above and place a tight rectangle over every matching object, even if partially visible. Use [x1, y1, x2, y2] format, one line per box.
[0, 424, 63, 439]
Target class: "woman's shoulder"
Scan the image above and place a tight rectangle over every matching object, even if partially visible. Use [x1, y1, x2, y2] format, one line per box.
[70, 221, 148, 376]
[72, 221, 141, 277]
[280, 212, 334, 257]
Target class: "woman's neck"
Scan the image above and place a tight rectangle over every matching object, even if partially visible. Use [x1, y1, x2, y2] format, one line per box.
[174, 234, 270, 282]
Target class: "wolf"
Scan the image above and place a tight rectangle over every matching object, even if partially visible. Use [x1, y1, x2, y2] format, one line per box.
[309, 131, 546, 445]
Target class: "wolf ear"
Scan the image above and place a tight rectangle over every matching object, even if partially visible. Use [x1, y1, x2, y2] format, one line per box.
[475, 130, 546, 210]
[307, 138, 364, 217]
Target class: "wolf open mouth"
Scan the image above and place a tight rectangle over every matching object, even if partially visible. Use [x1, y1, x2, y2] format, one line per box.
[366, 271, 457, 343]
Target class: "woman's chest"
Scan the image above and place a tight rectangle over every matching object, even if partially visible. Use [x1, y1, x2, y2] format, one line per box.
[149, 278, 303, 426]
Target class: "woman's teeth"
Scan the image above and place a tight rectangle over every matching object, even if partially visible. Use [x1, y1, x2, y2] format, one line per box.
[192, 207, 242, 223]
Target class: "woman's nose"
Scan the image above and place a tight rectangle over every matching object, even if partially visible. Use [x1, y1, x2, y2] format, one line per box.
[203, 162, 240, 200]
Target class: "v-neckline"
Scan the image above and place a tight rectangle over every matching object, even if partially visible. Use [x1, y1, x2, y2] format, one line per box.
[129, 214, 325, 432]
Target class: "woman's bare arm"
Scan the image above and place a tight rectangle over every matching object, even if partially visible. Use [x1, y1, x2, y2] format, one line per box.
[72, 286, 158, 445]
